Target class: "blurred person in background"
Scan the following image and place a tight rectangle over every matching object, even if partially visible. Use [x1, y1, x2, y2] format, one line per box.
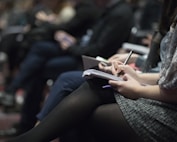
[0, 0, 76, 84]
[2, 0, 134, 141]
[0, 0, 101, 137]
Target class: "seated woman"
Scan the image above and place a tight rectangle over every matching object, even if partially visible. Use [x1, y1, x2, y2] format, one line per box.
[36, 53, 140, 122]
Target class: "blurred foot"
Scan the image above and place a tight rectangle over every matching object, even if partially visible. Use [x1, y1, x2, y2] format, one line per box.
[0, 127, 18, 138]
[0, 91, 4, 104]
[0, 125, 27, 138]
[0, 91, 15, 107]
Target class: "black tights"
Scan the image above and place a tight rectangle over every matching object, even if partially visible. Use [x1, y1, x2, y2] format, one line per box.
[90, 104, 142, 142]
[7, 80, 141, 142]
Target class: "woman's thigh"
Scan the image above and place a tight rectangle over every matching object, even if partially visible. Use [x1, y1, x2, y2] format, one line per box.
[90, 103, 143, 142]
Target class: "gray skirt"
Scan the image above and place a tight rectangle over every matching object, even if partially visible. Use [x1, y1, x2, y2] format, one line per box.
[115, 93, 177, 142]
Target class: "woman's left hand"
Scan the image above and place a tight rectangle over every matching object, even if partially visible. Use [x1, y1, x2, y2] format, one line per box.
[109, 74, 142, 100]
[54, 31, 76, 50]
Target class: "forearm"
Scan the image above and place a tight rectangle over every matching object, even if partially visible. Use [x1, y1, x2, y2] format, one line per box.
[138, 85, 177, 103]
[138, 73, 159, 85]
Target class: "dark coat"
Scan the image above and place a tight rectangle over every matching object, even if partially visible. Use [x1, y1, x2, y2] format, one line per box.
[51, 1, 101, 38]
[67, 0, 134, 59]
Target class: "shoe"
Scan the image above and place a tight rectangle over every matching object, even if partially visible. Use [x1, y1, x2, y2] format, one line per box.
[1, 91, 15, 107]
[0, 123, 28, 138]
[0, 91, 4, 105]
[0, 126, 26, 138]
[0, 127, 18, 138]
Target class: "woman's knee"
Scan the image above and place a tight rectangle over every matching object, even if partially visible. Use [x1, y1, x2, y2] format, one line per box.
[91, 104, 118, 124]
[59, 71, 85, 90]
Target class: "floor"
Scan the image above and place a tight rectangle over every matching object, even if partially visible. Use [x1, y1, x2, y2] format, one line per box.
[0, 75, 59, 142]
[0, 104, 60, 142]
[0, 106, 20, 142]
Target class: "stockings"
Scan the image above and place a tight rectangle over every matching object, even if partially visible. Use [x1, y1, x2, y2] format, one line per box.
[7, 80, 141, 142]
[90, 103, 142, 142]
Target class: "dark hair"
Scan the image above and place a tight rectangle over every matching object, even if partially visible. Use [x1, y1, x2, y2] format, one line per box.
[142, 0, 177, 72]
[158, 0, 177, 35]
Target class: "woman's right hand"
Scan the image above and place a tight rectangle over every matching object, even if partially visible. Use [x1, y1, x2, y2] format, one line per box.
[98, 60, 123, 75]
[99, 61, 140, 80]
[108, 53, 130, 62]
[108, 53, 139, 63]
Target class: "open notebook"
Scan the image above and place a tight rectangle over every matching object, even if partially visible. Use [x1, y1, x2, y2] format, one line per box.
[81, 55, 149, 86]
[82, 55, 109, 70]
[82, 55, 122, 81]
[82, 69, 123, 81]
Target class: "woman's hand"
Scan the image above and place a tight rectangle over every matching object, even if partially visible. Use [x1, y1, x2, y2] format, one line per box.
[108, 53, 139, 63]
[99, 61, 140, 79]
[54, 31, 76, 50]
[36, 11, 56, 23]
[98, 61, 123, 75]
[109, 74, 142, 99]
[115, 64, 140, 80]
[108, 54, 130, 62]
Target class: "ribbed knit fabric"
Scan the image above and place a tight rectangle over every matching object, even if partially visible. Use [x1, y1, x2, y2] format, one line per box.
[115, 93, 177, 142]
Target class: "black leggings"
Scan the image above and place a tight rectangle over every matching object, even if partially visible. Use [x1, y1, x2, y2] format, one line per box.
[7, 80, 142, 142]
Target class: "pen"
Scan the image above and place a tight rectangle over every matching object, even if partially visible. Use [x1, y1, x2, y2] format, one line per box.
[123, 50, 133, 65]
[117, 50, 133, 76]
[102, 51, 133, 88]
[102, 85, 112, 88]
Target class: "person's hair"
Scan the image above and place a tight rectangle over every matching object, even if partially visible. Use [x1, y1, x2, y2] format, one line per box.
[159, 0, 177, 35]
[142, 0, 177, 72]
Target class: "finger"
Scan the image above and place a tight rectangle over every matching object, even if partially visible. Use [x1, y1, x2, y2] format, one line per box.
[113, 63, 124, 75]
[122, 73, 134, 81]
[100, 62, 108, 67]
[118, 64, 131, 74]
[122, 74, 128, 81]
[98, 62, 108, 71]
[101, 65, 112, 74]
[111, 63, 118, 75]
[109, 80, 122, 89]
[104, 66, 112, 72]
[108, 56, 117, 61]
[60, 42, 70, 50]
